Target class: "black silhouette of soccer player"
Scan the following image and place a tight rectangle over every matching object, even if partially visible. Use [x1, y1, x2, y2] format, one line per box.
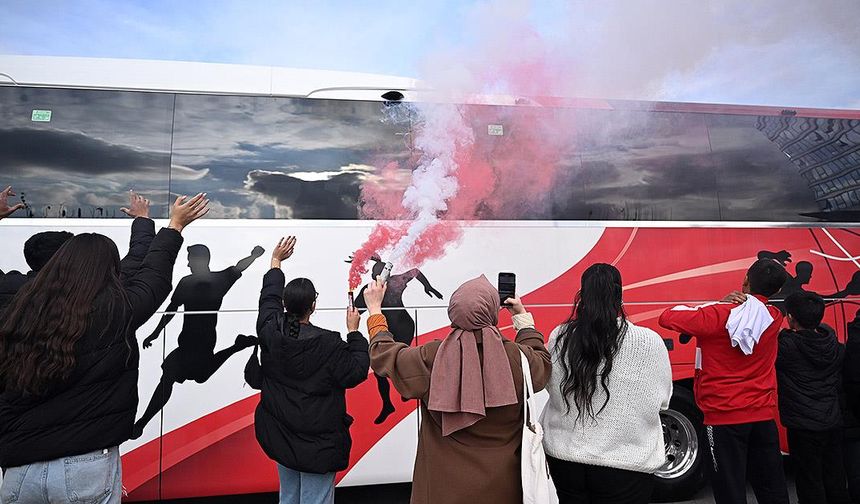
[771, 261, 814, 308]
[758, 249, 793, 266]
[351, 255, 442, 424]
[827, 271, 860, 299]
[132, 244, 265, 439]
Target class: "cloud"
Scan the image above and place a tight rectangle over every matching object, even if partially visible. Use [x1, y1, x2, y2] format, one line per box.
[242, 168, 362, 219]
[0, 127, 171, 175]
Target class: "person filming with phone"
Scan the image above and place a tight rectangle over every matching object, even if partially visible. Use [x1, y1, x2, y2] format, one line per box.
[366, 272, 551, 504]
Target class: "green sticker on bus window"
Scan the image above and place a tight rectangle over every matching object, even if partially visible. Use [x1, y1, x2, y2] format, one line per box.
[31, 110, 52, 122]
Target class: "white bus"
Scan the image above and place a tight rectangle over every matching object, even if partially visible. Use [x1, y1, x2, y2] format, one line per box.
[2, 55, 860, 501]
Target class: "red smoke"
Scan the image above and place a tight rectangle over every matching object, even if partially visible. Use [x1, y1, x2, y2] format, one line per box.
[348, 223, 406, 290]
[348, 24, 575, 289]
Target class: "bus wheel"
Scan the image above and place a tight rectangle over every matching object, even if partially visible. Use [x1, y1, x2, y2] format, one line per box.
[651, 386, 707, 502]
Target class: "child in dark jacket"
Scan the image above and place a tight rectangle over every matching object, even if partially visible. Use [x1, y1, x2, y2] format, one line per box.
[777, 291, 852, 504]
[844, 314, 860, 503]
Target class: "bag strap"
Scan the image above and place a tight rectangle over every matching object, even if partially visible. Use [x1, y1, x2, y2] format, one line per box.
[520, 349, 537, 430]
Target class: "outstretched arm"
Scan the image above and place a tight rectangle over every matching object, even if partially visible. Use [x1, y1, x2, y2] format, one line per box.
[120, 191, 155, 281]
[407, 269, 442, 299]
[142, 299, 181, 348]
[258, 237, 295, 333]
[235, 246, 266, 273]
[125, 193, 209, 331]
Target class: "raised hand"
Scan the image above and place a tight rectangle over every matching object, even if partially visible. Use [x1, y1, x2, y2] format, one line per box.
[121, 190, 151, 219]
[251, 245, 265, 258]
[0, 186, 25, 219]
[347, 306, 361, 332]
[503, 296, 527, 315]
[168, 193, 209, 233]
[271, 236, 296, 269]
[365, 278, 387, 316]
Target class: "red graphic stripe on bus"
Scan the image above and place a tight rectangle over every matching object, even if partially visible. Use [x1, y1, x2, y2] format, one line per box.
[123, 227, 860, 500]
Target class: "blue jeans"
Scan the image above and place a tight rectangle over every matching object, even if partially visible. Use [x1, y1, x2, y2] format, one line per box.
[277, 464, 335, 504]
[0, 447, 121, 504]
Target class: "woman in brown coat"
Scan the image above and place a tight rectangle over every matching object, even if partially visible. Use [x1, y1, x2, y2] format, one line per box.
[365, 274, 552, 504]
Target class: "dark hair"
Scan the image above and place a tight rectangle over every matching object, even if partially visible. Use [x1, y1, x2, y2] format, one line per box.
[187, 244, 210, 260]
[747, 259, 788, 297]
[555, 263, 627, 420]
[785, 291, 825, 330]
[0, 233, 126, 395]
[282, 278, 316, 338]
[24, 231, 74, 272]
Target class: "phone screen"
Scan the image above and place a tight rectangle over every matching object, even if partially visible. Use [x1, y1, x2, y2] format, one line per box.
[498, 272, 516, 306]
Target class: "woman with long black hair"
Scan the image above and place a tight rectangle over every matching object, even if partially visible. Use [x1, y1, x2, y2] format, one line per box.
[0, 193, 208, 503]
[245, 236, 370, 504]
[541, 263, 673, 504]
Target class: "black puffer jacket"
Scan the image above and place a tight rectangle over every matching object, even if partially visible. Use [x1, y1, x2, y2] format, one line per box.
[0, 221, 181, 467]
[844, 317, 860, 441]
[245, 268, 369, 474]
[776, 324, 844, 431]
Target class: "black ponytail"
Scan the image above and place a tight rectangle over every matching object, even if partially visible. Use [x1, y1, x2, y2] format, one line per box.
[282, 278, 316, 339]
[555, 263, 627, 420]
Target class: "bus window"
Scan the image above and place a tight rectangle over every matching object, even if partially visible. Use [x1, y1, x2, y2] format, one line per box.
[552, 109, 721, 221]
[0, 87, 173, 218]
[706, 114, 842, 221]
[169, 94, 411, 219]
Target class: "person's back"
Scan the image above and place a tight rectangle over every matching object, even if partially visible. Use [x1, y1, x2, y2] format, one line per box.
[368, 275, 551, 504]
[0, 192, 207, 503]
[660, 295, 783, 425]
[659, 258, 790, 504]
[246, 237, 369, 504]
[542, 322, 671, 470]
[541, 264, 672, 504]
[845, 316, 860, 502]
[776, 292, 851, 504]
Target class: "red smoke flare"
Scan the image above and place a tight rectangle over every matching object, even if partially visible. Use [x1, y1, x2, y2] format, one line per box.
[348, 223, 406, 290]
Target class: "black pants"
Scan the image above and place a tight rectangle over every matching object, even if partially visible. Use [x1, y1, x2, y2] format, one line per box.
[789, 428, 852, 504]
[546, 455, 653, 504]
[706, 420, 790, 504]
[846, 434, 860, 503]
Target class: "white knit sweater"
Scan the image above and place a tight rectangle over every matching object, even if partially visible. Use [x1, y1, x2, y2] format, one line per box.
[540, 321, 673, 473]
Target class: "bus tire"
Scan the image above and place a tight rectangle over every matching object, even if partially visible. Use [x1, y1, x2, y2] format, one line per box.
[651, 386, 708, 502]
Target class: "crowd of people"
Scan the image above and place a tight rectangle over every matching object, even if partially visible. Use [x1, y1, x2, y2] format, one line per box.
[0, 184, 859, 504]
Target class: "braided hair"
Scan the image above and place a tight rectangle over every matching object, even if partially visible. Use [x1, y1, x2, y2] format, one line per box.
[282, 278, 316, 338]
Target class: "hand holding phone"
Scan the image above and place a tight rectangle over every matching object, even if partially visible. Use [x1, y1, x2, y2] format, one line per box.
[498, 272, 516, 307]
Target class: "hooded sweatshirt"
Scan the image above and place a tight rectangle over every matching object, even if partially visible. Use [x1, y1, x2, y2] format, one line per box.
[776, 324, 844, 431]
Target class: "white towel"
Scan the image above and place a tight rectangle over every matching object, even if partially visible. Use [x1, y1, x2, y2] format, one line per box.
[725, 295, 774, 355]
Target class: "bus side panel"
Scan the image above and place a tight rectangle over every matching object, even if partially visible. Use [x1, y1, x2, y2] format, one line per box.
[3, 222, 859, 499]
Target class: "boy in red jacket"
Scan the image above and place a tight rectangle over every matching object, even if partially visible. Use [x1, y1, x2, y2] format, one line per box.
[660, 259, 789, 504]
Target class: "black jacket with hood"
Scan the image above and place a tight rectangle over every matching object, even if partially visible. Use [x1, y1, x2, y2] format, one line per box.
[0, 218, 181, 467]
[776, 323, 845, 431]
[245, 268, 369, 474]
[843, 316, 860, 441]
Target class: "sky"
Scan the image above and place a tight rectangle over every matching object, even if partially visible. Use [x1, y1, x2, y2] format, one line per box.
[1, 0, 859, 109]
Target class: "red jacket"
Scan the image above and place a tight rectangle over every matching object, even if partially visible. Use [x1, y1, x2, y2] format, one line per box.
[659, 295, 783, 426]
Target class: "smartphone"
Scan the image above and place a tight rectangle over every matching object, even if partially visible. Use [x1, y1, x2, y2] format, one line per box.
[498, 272, 516, 306]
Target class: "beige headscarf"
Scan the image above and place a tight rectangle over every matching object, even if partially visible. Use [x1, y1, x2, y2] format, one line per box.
[428, 275, 518, 436]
